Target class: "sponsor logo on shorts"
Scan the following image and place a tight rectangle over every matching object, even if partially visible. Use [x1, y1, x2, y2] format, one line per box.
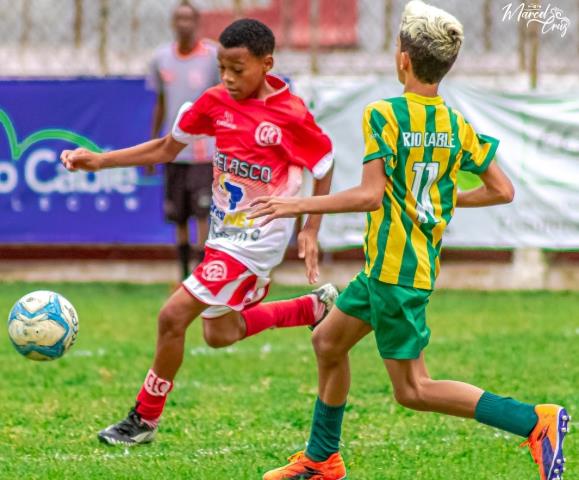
[255, 121, 282, 146]
[201, 260, 228, 282]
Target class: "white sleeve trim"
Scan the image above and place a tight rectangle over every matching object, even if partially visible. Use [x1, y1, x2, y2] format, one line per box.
[171, 101, 195, 145]
[312, 151, 334, 179]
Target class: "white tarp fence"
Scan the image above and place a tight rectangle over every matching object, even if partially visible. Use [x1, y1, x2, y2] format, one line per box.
[297, 78, 579, 250]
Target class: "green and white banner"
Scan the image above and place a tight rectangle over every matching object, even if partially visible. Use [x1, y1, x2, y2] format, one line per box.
[298, 78, 579, 250]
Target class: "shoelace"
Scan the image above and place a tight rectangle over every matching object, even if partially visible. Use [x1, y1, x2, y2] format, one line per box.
[116, 410, 142, 435]
[520, 425, 548, 464]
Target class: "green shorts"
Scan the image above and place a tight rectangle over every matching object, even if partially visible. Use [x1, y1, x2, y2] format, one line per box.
[335, 271, 432, 360]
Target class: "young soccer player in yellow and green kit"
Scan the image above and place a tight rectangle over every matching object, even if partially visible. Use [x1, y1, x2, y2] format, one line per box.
[251, 2, 570, 479]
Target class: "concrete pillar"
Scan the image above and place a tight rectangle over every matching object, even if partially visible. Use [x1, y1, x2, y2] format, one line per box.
[511, 247, 547, 289]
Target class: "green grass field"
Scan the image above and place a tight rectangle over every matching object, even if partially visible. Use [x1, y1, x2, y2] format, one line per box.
[0, 282, 576, 479]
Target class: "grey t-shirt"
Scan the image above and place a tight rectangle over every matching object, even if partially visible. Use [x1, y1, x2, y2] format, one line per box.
[147, 40, 220, 163]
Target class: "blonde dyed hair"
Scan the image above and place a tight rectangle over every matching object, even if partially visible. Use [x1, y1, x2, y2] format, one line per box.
[399, 0, 464, 83]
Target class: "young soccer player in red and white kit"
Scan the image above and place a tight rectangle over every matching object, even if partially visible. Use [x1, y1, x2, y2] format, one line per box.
[61, 18, 338, 446]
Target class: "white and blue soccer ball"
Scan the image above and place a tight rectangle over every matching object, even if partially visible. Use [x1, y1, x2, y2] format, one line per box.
[7, 290, 79, 361]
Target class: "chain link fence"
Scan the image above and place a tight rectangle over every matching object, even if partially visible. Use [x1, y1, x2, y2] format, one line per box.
[0, 0, 577, 80]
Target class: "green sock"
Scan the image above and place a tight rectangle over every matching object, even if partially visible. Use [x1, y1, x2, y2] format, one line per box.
[305, 397, 345, 462]
[475, 391, 538, 437]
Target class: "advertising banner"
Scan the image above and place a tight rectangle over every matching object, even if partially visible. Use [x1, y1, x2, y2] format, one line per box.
[0, 78, 175, 244]
[302, 78, 579, 250]
[2, 78, 578, 249]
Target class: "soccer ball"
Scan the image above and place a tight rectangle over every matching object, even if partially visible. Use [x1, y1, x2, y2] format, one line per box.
[7, 290, 79, 361]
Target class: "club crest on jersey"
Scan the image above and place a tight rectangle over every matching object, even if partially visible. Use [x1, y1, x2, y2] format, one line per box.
[255, 121, 282, 146]
[201, 260, 228, 282]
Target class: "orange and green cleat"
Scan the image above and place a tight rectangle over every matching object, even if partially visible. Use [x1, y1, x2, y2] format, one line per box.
[522, 404, 570, 480]
[263, 451, 346, 480]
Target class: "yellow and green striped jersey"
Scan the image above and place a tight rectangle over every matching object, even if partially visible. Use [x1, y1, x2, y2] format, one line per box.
[362, 92, 499, 290]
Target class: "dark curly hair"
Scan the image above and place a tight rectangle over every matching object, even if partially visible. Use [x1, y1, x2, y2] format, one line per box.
[219, 18, 275, 57]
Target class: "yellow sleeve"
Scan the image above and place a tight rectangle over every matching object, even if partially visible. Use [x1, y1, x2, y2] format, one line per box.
[459, 120, 500, 175]
[362, 103, 398, 176]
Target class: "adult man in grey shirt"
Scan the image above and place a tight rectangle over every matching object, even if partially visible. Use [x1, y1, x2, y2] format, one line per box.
[147, 1, 220, 279]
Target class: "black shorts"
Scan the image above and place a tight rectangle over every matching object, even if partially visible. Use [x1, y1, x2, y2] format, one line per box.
[163, 162, 213, 224]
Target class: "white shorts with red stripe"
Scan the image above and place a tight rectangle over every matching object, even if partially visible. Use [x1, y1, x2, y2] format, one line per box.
[182, 247, 270, 319]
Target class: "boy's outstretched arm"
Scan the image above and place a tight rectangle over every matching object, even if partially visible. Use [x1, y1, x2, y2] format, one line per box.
[457, 161, 514, 207]
[61, 134, 185, 172]
[249, 158, 387, 225]
[297, 166, 333, 284]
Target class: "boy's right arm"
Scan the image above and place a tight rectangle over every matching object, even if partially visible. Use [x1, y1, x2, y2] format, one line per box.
[62, 91, 214, 173]
[250, 102, 392, 223]
[61, 134, 185, 172]
[249, 158, 386, 224]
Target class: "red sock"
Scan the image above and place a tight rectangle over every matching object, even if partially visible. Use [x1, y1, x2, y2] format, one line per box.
[135, 369, 174, 424]
[242, 295, 321, 338]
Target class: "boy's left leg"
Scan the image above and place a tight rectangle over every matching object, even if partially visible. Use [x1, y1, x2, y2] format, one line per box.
[372, 279, 568, 480]
[385, 352, 529, 421]
[385, 353, 569, 480]
[186, 246, 339, 348]
[202, 283, 339, 348]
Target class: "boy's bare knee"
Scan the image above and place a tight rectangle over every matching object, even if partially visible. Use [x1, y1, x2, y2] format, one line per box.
[158, 304, 188, 339]
[203, 328, 237, 349]
[392, 379, 432, 411]
[312, 329, 346, 364]
[394, 388, 424, 410]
